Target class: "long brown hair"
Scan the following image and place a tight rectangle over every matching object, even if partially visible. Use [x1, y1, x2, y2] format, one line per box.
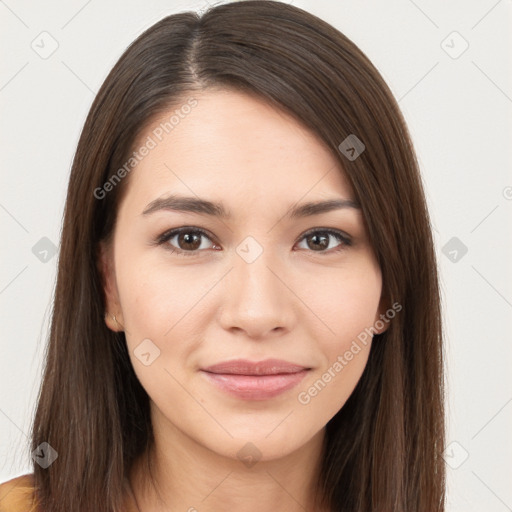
[29, 1, 445, 510]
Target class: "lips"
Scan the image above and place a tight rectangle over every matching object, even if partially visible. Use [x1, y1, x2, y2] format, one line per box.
[201, 358, 310, 375]
[200, 359, 311, 400]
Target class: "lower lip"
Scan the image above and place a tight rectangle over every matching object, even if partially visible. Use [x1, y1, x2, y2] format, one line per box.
[200, 370, 309, 400]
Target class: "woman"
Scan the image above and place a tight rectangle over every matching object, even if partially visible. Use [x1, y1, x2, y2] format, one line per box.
[0, 1, 445, 510]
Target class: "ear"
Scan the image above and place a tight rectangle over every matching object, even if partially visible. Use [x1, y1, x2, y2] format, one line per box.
[372, 293, 391, 335]
[97, 240, 124, 332]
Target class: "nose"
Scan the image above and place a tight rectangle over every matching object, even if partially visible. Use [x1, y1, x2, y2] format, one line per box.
[217, 249, 296, 339]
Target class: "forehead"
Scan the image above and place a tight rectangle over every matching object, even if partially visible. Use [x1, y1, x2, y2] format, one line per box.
[122, 88, 355, 214]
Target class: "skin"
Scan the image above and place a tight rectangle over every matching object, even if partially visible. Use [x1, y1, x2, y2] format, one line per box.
[99, 88, 389, 512]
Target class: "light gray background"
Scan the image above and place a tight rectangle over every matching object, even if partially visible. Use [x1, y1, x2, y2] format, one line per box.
[1, 0, 511, 510]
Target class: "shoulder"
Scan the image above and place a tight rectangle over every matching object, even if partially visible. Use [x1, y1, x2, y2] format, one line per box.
[1, 473, 137, 512]
[0, 474, 39, 511]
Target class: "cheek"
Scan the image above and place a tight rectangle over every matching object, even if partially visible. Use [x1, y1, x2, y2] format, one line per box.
[114, 252, 219, 389]
[116, 250, 211, 337]
[297, 285, 378, 418]
[299, 259, 381, 406]
[304, 257, 382, 345]
[115, 265, 194, 396]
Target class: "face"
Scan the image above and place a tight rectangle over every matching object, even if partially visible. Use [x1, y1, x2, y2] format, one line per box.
[100, 88, 388, 462]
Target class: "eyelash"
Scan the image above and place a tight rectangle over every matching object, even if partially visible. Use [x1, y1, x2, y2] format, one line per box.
[154, 226, 352, 257]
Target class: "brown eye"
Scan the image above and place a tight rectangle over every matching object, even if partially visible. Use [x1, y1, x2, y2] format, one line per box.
[157, 228, 216, 256]
[296, 229, 352, 254]
[176, 232, 203, 251]
[305, 233, 329, 251]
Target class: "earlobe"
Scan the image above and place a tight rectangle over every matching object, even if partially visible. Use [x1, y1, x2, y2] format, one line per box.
[97, 241, 124, 332]
[104, 312, 125, 332]
[373, 295, 391, 335]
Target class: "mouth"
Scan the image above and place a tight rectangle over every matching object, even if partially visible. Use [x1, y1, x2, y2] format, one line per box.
[201, 358, 310, 376]
[200, 359, 311, 400]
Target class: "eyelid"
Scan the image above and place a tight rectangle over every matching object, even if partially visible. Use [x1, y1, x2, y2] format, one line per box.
[299, 227, 352, 246]
[155, 226, 214, 241]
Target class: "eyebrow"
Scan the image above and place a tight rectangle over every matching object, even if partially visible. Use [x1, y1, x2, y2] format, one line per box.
[141, 194, 361, 219]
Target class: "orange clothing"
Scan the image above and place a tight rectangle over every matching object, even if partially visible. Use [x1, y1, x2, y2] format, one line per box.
[0, 474, 38, 512]
[0, 474, 139, 512]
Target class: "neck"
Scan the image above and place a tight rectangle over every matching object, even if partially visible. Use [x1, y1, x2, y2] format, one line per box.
[128, 409, 329, 512]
